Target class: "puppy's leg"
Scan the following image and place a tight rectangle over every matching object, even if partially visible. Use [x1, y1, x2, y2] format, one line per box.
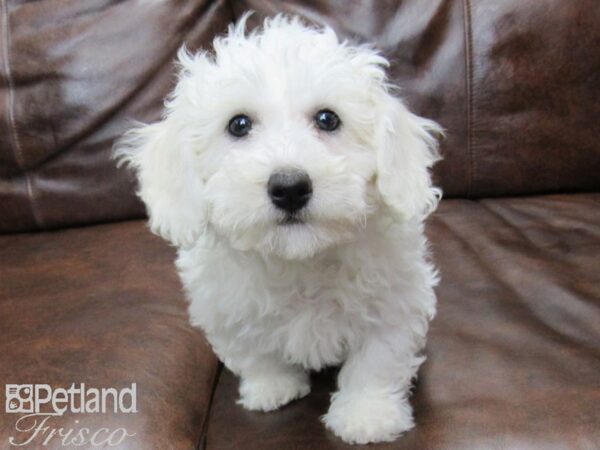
[322, 327, 425, 444]
[236, 354, 310, 412]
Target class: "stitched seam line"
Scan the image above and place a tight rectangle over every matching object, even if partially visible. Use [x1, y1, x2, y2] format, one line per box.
[462, 0, 474, 197]
[2, 0, 42, 228]
[2, 0, 24, 169]
[196, 361, 222, 450]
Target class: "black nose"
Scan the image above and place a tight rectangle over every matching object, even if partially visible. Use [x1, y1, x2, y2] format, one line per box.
[267, 170, 312, 213]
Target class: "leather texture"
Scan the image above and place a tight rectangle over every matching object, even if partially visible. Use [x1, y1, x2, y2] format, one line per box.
[206, 194, 600, 450]
[2, 0, 600, 232]
[0, 0, 234, 233]
[0, 221, 220, 450]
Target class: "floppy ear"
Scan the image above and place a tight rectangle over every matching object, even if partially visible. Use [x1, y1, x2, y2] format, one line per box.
[114, 118, 208, 248]
[375, 93, 442, 221]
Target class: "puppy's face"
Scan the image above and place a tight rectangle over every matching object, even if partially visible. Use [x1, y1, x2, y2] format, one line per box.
[116, 16, 441, 259]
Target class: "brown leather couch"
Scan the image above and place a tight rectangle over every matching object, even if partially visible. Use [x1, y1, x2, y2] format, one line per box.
[1, 1, 599, 449]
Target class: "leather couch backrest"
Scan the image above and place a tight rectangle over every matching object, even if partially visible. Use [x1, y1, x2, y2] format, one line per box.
[1, 0, 599, 233]
[0, 0, 234, 232]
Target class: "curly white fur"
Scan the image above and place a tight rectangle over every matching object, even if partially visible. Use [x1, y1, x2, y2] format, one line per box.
[116, 13, 441, 444]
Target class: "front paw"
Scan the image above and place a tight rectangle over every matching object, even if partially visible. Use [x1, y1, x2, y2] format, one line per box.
[238, 370, 310, 412]
[322, 391, 414, 444]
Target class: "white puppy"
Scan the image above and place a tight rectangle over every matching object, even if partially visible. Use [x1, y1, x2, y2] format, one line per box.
[116, 14, 441, 445]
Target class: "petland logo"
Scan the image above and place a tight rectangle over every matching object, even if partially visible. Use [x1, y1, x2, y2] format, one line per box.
[5, 383, 137, 447]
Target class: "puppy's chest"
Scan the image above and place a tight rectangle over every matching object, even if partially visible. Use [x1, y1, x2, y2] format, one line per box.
[270, 265, 371, 319]
[258, 269, 376, 368]
[183, 247, 392, 368]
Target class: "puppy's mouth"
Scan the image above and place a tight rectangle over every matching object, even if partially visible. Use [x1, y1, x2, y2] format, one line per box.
[278, 214, 304, 226]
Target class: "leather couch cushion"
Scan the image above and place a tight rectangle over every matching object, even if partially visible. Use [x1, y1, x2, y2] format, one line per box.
[205, 194, 600, 449]
[0, 221, 219, 450]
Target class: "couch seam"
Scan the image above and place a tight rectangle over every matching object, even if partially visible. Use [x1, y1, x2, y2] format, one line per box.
[462, 0, 474, 198]
[1, 0, 42, 228]
[196, 361, 222, 450]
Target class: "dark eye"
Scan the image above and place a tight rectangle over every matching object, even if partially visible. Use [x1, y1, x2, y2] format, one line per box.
[315, 109, 341, 132]
[228, 114, 252, 137]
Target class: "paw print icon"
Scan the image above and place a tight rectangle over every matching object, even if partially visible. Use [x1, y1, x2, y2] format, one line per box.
[5, 385, 34, 413]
